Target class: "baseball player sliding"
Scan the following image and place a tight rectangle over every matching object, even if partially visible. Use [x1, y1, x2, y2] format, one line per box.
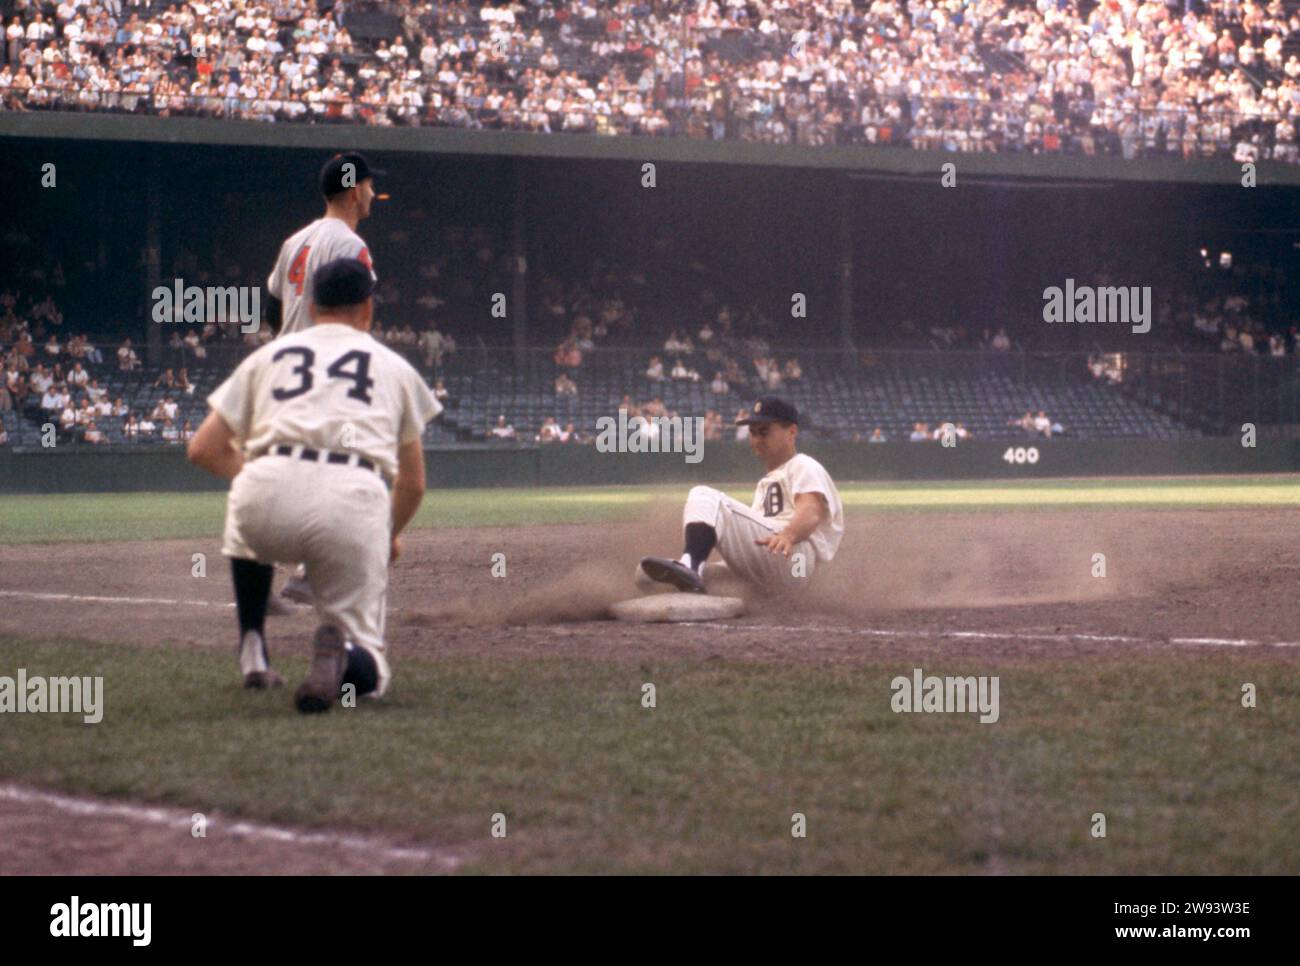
[187, 258, 441, 713]
[267, 151, 384, 608]
[639, 396, 844, 596]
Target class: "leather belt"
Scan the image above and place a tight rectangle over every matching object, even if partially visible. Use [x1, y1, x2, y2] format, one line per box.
[269, 443, 381, 478]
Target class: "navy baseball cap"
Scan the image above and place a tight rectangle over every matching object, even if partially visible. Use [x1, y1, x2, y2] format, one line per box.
[737, 396, 799, 426]
[312, 257, 375, 308]
[320, 151, 385, 198]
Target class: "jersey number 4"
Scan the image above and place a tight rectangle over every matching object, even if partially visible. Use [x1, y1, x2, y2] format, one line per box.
[271, 347, 374, 404]
[286, 245, 311, 297]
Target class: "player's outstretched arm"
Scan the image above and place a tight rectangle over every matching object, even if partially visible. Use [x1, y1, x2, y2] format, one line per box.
[755, 492, 828, 556]
[186, 411, 245, 481]
[389, 438, 426, 563]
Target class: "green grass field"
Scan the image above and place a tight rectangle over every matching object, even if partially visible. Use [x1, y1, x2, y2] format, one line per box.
[2, 635, 1295, 873]
[2, 475, 1299, 873]
[3, 475, 1299, 544]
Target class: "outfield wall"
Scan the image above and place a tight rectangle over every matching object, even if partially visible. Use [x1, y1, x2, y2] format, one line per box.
[1, 439, 1295, 495]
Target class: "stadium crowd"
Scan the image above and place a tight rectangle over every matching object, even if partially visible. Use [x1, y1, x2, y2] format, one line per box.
[3, 0, 1300, 162]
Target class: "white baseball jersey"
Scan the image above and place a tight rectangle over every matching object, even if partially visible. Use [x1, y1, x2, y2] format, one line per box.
[267, 217, 376, 336]
[207, 322, 441, 479]
[214, 322, 439, 689]
[751, 453, 844, 563]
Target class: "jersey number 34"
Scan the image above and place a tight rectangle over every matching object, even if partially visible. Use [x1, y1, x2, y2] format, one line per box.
[271, 347, 374, 405]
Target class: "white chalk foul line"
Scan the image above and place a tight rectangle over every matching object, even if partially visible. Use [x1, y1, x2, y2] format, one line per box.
[689, 622, 1300, 649]
[0, 784, 463, 869]
[0, 589, 234, 608]
[4, 588, 1295, 649]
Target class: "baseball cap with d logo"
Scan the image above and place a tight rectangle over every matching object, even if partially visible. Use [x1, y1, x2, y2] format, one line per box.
[736, 395, 799, 426]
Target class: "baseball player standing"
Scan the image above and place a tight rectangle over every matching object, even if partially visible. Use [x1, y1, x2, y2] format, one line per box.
[639, 396, 843, 596]
[268, 151, 383, 337]
[187, 258, 441, 713]
[267, 151, 384, 606]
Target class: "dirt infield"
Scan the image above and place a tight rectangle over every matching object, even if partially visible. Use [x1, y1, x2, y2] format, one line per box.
[3, 506, 1298, 659]
[1, 505, 1298, 873]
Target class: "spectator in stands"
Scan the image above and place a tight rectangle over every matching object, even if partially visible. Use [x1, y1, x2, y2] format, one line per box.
[991, 328, 1011, 352]
[58, 399, 76, 431]
[155, 367, 176, 389]
[538, 416, 562, 443]
[1009, 412, 1035, 434]
[67, 361, 87, 389]
[176, 368, 195, 396]
[734, 407, 750, 442]
[43, 334, 60, 357]
[183, 328, 206, 360]
[664, 328, 692, 354]
[138, 414, 157, 437]
[161, 418, 182, 443]
[433, 378, 450, 404]
[956, 422, 972, 441]
[554, 372, 577, 396]
[28, 363, 51, 396]
[110, 397, 127, 418]
[554, 337, 582, 369]
[909, 422, 930, 442]
[39, 382, 62, 411]
[181, 419, 196, 442]
[1032, 411, 1053, 439]
[420, 327, 448, 368]
[710, 371, 729, 395]
[117, 338, 139, 371]
[701, 410, 723, 443]
[123, 413, 140, 440]
[645, 355, 665, 382]
[84, 378, 105, 404]
[488, 415, 516, 441]
[868, 427, 887, 443]
[783, 358, 803, 381]
[152, 396, 179, 423]
[84, 421, 106, 445]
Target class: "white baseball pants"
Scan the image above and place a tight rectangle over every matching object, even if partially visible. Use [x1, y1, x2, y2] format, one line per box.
[683, 485, 816, 594]
[222, 455, 393, 695]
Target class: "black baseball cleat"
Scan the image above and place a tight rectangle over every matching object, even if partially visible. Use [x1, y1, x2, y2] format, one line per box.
[639, 556, 707, 594]
[295, 624, 347, 714]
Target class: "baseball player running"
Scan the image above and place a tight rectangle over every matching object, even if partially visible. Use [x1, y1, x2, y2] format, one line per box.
[187, 257, 441, 713]
[267, 151, 384, 607]
[639, 396, 843, 596]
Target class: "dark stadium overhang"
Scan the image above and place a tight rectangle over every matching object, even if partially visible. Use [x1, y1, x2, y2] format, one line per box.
[2, 112, 1297, 188]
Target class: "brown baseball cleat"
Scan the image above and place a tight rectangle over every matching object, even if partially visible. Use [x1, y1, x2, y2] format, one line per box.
[295, 624, 347, 714]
